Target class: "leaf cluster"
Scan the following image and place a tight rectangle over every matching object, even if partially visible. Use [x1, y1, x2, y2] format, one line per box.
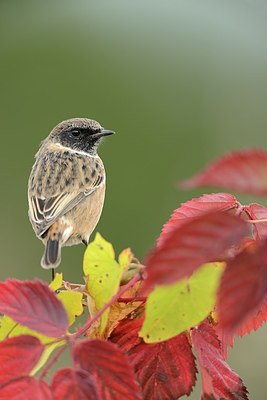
[1, 149, 267, 399]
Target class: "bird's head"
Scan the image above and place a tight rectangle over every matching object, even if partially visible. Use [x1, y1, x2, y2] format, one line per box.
[48, 118, 114, 155]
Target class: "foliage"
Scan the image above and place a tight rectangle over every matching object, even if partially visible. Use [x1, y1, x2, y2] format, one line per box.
[1, 149, 267, 399]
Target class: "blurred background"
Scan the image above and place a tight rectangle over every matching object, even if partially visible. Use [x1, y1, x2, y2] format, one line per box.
[1, 0, 267, 397]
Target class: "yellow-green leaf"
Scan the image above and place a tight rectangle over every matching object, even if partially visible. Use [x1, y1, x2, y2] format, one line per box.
[83, 233, 125, 334]
[118, 248, 133, 269]
[49, 273, 63, 291]
[84, 233, 115, 277]
[31, 340, 65, 376]
[0, 315, 19, 340]
[57, 291, 83, 326]
[140, 263, 224, 343]
[0, 316, 52, 342]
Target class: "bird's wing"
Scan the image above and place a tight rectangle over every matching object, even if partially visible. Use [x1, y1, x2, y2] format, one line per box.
[28, 156, 104, 238]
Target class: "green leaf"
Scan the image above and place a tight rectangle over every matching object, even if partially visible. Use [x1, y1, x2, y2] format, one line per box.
[0, 315, 47, 342]
[118, 248, 133, 269]
[49, 273, 63, 291]
[57, 291, 83, 325]
[83, 233, 126, 334]
[31, 340, 65, 376]
[0, 315, 19, 340]
[84, 233, 115, 278]
[140, 263, 224, 343]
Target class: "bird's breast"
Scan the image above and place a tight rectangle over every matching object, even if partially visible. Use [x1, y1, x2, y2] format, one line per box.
[64, 184, 106, 245]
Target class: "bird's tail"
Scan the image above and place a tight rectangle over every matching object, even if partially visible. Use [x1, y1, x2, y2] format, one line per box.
[41, 238, 62, 269]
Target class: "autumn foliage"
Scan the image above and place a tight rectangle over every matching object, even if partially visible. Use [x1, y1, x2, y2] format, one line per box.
[1, 148, 267, 399]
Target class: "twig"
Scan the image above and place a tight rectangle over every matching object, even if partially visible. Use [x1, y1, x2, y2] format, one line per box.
[72, 273, 141, 339]
[117, 296, 146, 303]
[247, 218, 267, 223]
[63, 281, 86, 292]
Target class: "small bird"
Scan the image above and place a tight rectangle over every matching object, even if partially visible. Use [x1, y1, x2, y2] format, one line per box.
[28, 118, 114, 275]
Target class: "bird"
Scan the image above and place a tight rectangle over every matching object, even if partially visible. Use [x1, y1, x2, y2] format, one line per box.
[28, 117, 114, 277]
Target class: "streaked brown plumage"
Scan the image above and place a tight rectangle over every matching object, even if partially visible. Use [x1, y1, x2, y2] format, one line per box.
[28, 117, 114, 270]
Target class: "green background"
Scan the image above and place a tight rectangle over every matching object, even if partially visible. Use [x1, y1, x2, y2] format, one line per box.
[1, 1, 267, 397]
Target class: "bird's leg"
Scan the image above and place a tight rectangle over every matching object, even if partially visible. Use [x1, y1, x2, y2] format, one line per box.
[51, 268, 55, 281]
[82, 240, 88, 247]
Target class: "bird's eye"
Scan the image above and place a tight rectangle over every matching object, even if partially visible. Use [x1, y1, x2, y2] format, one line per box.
[70, 130, 81, 137]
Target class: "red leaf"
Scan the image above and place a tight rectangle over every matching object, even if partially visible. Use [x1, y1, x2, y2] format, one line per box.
[0, 335, 44, 386]
[0, 279, 68, 337]
[215, 299, 267, 359]
[217, 240, 267, 335]
[158, 193, 241, 247]
[110, 316, 197, 399]
[213, 323, 235, 359]
[192, 322, 248, 400]
[0, 377, 52, 399]
[109, 313, 144, 352]
[144, 212, 248, 290]
[73, 339, 142, 400]
[235, 299, 267, 337]
[51, 368, 98, 400]
[181, 149, 267, 196]
[243, 203, 267, 240]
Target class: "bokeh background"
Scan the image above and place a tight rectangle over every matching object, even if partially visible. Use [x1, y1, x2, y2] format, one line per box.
[1, 0, 267, 397]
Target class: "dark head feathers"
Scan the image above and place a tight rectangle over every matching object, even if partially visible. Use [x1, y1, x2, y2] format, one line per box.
[45, 118, 114, 155]
[50, 118, 103, 138]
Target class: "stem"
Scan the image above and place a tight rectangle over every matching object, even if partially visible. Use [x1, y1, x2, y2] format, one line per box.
[117, 296, 146, 303]
[247, 218, 267, 223]
[40, 344, 68, 379]
[73, 273, 141, 339]
[235, 203, 244, 217]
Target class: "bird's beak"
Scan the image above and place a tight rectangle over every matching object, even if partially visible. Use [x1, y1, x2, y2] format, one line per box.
[91, 129, 115, 140]
[101, 129, 115, 137]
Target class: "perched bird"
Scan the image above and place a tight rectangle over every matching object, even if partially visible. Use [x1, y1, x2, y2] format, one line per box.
[28, 118, 114, 274]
